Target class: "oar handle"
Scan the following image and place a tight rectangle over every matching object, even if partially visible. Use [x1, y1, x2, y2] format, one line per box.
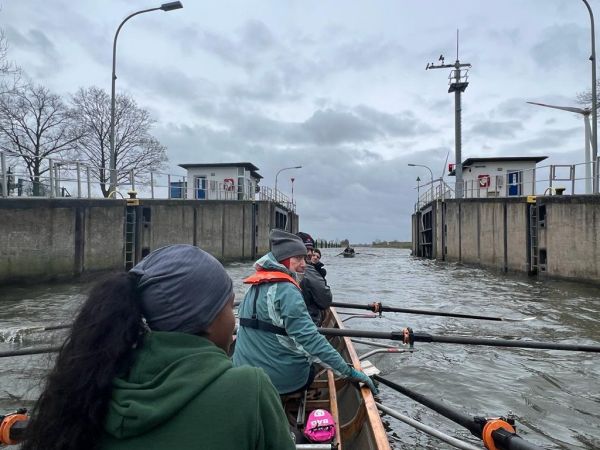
[492, 428, 543, 450]
[375, 375, 544, 450]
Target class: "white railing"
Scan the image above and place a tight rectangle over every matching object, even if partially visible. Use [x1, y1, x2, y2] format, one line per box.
[0, 151, 296, 211]
[413, 159, 600, 210]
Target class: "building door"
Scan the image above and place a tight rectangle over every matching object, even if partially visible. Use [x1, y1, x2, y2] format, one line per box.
[195, 176, 207, 199]
[507, 171, 521, 196]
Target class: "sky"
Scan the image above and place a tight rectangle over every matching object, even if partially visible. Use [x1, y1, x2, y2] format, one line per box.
[1, 0, 596, 242]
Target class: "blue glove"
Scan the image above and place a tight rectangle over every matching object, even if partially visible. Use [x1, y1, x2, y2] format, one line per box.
[348, 368, 379, 394]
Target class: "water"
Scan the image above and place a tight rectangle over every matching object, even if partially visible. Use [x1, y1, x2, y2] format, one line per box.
[1, 248, 599, 449]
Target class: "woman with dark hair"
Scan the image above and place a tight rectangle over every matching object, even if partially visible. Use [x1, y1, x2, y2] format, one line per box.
[22, 244, 294, 450]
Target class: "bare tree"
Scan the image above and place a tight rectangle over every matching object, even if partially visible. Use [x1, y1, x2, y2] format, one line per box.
[0, 84, 79, 195]
[0, 30, 21, 92]
[71, 86, 168, 197]
[576, 81, 600, 111]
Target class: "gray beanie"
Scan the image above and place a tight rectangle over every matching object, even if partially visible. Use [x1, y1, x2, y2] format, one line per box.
[270, 229, 307, 262]
[130, 244, 233, 334]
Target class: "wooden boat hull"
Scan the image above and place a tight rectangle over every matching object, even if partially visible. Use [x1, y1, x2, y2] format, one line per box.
[342, 253, 355, 258]
[284, 307, 391, 450]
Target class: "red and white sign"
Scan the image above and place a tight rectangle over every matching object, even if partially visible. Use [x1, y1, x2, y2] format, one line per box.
[224, 178, 235, 191]
[478, 174, 491, 188]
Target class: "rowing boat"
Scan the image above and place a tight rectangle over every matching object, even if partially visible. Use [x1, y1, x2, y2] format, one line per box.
[342, 252, 355, 258]
[282, 307, 391, 449]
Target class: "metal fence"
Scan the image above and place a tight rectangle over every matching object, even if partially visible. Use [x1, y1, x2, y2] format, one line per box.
[414, 159, 600, 210]
[0, 151, 296, 211]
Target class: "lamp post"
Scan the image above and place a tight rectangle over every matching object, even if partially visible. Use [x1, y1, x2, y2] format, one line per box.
[408, 163, 434, 203]
[274, 165, 301, 202]
[290, 177, 295, 205]
[416, 176, 421, 210]
[109, 1, 183, 195]
[582, 0, 598, 194]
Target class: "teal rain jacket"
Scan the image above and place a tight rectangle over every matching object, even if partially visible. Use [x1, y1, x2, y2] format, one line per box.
[233, 252, 352, 394]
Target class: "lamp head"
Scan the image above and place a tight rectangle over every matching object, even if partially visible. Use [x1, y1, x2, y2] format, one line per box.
[160, 1, 183, 11]
[407, 163, 416, 167]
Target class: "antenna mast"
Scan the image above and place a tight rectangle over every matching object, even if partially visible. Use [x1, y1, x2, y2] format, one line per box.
[426, 29, 471, 199]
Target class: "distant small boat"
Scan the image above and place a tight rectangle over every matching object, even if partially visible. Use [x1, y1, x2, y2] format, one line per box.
[343, 252, 356, 258]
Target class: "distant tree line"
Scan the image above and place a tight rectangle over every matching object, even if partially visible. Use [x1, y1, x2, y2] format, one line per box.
[0, 31, 167, 197]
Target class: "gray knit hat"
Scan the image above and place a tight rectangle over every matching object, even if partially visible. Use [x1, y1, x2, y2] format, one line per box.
[270, 229, 307, 262]
[130, 244, 233, 334]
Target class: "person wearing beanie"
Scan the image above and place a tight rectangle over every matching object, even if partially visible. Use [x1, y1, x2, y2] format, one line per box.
[22, 245, 294, 450]
[234, 230, 377, 396]
[295, 232, 332, 326]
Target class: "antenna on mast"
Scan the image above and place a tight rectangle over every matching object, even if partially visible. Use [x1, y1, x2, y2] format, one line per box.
[425, 29, 471, 199]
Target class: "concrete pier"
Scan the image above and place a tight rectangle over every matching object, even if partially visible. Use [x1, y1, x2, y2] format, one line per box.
[412, 196, 600, 284]
[0, 198, 298, 284]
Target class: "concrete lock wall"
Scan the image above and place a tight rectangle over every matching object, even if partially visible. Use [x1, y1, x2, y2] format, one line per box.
[0, 198, 298, 285]
[412, 196, 600, 284]
[538, 196, 600, 281]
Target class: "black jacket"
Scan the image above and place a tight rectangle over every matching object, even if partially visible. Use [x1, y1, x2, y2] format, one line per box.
[300, 264, 332, 326]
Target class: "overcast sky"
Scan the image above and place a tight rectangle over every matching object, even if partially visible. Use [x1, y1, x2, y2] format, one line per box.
[1, 0, 596, 242]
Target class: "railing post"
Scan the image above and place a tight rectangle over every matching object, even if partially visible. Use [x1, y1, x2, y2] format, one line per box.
[0, 152, 7, 198]
[130, 169, 135, 192]
[150, 172, 155, 199]
[532, 167, 536, 195]
[167, 174, 171, 199]
[571, 165, 576, 194]
[86, 166, 91, 198]
[549, 165, 554, 189]
[54, 163, 61, 197]
[76, 162, 82, 198]
[48, 159, 54, 198]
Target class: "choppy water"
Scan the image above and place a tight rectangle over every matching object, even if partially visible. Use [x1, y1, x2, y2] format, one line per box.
[1, 248, 598, 449]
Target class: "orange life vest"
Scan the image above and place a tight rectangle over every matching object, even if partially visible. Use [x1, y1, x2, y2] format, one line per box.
[243, 269, 301, 290]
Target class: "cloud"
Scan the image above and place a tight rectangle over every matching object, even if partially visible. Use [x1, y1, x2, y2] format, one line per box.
[4, 27, 62, 76]
[470, 120, 524, 138]
[530, 24, 587, 68]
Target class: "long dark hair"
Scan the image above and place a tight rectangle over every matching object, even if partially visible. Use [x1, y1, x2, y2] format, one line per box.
[22, 272, 144, 450]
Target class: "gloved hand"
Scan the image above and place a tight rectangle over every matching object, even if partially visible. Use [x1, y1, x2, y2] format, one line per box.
[348, 368, 379, 394]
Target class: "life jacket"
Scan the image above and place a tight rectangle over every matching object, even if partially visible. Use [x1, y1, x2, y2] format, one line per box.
[238, 269, 301, 336]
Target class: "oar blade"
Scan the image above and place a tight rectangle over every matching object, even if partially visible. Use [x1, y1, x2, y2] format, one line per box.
[502, 316, 537, 322]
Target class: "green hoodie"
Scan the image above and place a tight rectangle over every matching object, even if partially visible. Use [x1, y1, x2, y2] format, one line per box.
[101, 331, 295, 450]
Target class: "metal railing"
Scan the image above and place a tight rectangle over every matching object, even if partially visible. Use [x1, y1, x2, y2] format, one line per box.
[0, 151, 297, 211]
[414, 159, 600, 210]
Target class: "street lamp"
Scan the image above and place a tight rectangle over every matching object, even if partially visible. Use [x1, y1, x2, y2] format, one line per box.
[274, 165, 302, 202]
[109, 1, 183, 195]
[408, 163, 434, 202]
[582, 0, 598, 194]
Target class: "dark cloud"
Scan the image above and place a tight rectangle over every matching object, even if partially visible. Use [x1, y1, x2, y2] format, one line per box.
[470, 120, 523, 138]
[4, 26, 62, 76]
[498, 127, 580, 153]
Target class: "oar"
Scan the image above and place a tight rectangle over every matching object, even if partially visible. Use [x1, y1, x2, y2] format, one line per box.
[317, 327, 600, 352]
[0, 346, 61, 358]
[331, 301, 536, 322]
[374, 375, 543, 450]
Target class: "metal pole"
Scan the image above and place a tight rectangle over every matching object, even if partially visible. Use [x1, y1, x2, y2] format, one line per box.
[86, 166, 91, 198]
[109, 6, 168, 195]
[76, 162, 81, 198]
[150, 171, 155, 199]
[0, 152, 6, 198]
[48, 159, 54, 198]
[455, 87, 463, 198]
[582, 0, 598, 193]
[274, 165, 302, 203]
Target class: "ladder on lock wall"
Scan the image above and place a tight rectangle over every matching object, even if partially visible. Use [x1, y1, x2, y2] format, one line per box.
[124, 206, 136, 270]
[528, 203, 538, 273]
